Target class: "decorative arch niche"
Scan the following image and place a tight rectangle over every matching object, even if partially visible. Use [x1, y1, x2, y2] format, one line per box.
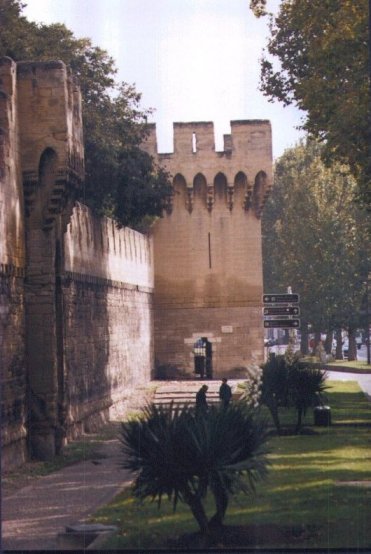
[172, 173, 188, 212]
[27, 148, 58, 229]
[253, 170, 267, 218]
[234, 171, 248, 209]
[193, 173, 208, 210]
[213, 172, 228, 209]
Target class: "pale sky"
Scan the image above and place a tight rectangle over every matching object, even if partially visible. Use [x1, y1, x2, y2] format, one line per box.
[23, 0, 304, 158]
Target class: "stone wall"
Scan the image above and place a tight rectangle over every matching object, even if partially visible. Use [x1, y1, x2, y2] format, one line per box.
[145, 121, 272, 377]
[0, 58, 154, 468]
[0, 58, 28, 469]
[61, 204, 154, 437]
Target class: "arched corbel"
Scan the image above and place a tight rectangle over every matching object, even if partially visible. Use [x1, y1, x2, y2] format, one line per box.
[227, 185, 234, 211]
[207, 184, 214, 212]
[186, 186, 194, 213]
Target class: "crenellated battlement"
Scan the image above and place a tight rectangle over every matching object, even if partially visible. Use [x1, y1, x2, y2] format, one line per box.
[143, 119, 271, 156]
[143, 119, 272, 218]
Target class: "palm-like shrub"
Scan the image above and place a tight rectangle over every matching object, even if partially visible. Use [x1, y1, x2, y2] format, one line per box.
[120, 402, 269, 536]
[260, 355, 290, 433]
[289, 364, 328, 431]
[257, 355, 328, 433]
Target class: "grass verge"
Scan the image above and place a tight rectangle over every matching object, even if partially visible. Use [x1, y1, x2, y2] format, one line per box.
[90, 381, 371, 550]
[326, 359, 371, 371]
[302, 356, 371, 372]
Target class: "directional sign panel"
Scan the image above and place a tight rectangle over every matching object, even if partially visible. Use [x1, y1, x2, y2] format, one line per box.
[263, 293, 300, 304]
[263, 306, 300, 316]
[264, 319, 300, 329]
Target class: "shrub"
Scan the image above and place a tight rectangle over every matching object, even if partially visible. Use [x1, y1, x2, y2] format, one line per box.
[289, 364, 328, 431]
[120, 402, 269, 537]
[258, 355, 328, 433]
[260, 354, 291, 433]
[238, 364, 262, 408]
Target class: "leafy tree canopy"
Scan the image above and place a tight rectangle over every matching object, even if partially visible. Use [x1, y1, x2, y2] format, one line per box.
[252, 0, 370, 210]
[262, 139, 370, 341]
[0, 0, 172, 229]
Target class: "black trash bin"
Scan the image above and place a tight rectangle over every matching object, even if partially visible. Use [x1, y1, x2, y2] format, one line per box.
[313, 405, 331, 426]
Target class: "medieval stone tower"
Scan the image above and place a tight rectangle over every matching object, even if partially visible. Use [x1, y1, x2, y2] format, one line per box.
[144, 121, 272, 378]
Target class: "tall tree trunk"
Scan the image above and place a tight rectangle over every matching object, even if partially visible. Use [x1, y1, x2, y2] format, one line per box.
[324, 330, 333, 355]
[296, 407, 303, 433]
[314, 331, 321, 351]
[348, 328, 358, 361]
[301, 321, 309, 355]
[335, 328, 343, 360]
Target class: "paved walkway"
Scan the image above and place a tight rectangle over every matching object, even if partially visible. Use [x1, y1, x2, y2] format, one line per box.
[1, 434, 132, 551]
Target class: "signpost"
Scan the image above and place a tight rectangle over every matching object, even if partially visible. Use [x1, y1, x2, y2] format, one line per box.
[262, 292, 300, 330]
[264, 319, 300, 329]
[263, 293, 300, 304]
[263, 306, 300, 316]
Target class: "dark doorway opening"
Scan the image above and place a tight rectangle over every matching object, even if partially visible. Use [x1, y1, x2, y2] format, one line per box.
[193, 337, 213, 379]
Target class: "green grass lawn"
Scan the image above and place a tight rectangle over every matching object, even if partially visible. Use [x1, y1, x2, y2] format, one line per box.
[326, 359, 371, 371]
[91, 381, 371, 550]
[302, 356, 371, 372]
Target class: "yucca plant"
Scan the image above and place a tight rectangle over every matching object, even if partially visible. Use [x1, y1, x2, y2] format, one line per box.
[120, 402, 269, 537]
[260, 354, 291, 433]
[289, 364, 328, 432]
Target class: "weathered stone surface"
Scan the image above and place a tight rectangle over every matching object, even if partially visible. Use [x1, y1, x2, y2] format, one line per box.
[0, 58, 155, 468]
[148, 121, 272, 376]
[0, 57, 271, 468]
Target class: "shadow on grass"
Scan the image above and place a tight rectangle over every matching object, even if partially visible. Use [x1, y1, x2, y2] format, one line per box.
[91, 382, 371, 550]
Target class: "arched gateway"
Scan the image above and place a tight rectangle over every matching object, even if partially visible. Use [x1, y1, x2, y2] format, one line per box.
[143, 120, 273, 378]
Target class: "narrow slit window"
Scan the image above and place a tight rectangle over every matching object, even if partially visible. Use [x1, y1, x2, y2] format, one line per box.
[192, 132, 197, 153]
[208, 232, 212, 268]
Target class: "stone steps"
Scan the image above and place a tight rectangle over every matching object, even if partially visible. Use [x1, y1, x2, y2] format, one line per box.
[152, 379, 244, 409]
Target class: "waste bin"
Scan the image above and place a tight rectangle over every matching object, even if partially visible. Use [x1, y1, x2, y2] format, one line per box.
[313, 405, 331, 426]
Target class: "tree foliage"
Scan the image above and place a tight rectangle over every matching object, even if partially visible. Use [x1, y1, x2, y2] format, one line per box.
[120, 402, 268, 539]
[262, 139, 370, 356]
[0, 0, 172, 228]
[253, 0, 370, 209]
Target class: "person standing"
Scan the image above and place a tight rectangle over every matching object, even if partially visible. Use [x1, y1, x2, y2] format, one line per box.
[196, 384, 208, 414]
[219, 378, 232, 408]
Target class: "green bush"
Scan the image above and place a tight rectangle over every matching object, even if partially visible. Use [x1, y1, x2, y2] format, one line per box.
[288, 364, 328, 431]
[259, 355, 328, 433]
[120, 402, 269, 537]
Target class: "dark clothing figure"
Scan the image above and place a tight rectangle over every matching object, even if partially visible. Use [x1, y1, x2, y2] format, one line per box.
[196, 385, 208, 414]
[219, 379, 232, 408]
[194, 355, 205, 378]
